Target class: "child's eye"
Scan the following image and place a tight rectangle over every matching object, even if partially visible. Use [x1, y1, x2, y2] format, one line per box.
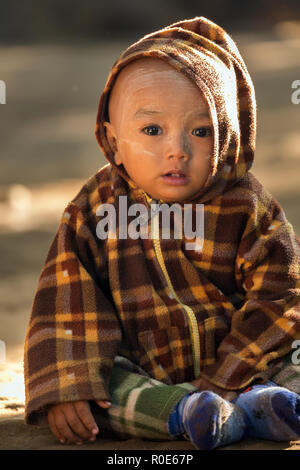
[192, 127, 211, 138]
[142, 125, 162, 136]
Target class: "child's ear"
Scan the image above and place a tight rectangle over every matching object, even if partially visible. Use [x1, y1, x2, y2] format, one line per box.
[103, 121, 122, 165]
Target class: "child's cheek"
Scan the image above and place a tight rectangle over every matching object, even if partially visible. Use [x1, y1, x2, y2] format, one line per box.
[120, 138, 157, 159]
[193, 138, 213, 161]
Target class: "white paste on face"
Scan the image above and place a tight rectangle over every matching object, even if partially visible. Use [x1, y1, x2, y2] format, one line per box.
[105, 58, 213, 202]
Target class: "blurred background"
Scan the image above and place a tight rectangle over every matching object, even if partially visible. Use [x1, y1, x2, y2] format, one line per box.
[0, 0, 300, 416]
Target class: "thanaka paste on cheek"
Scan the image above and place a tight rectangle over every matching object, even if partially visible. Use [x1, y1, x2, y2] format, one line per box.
[119, 139, 157, 159]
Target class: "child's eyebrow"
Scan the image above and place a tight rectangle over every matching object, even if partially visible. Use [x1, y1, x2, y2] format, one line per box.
[132, 108, 162, 119]
[188, 110, 211, 119]
[132, 108, 210, 119]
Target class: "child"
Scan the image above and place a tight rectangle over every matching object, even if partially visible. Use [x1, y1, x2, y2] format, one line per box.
[24, 17, 300, 449]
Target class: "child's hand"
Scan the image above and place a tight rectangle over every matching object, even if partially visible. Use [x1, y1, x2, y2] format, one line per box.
[47, 399, 111, 445]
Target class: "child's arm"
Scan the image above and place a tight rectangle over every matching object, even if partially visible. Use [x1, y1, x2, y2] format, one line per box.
[197, 187, 300, 393]
[24, 198, 122, 426]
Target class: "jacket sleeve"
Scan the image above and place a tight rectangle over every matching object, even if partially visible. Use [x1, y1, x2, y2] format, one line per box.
[199, 195, 300, 391]
[24, 201, 122, 425]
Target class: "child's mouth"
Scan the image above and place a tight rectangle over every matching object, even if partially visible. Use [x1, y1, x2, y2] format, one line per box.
[161, 170, 190, 185]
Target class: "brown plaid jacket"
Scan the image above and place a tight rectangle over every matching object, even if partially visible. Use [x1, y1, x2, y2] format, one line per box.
[24, 17, 300, 424]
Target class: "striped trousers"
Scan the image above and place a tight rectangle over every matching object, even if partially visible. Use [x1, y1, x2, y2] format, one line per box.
[90, 356, 196, 441]
[90, 352, 300, 441]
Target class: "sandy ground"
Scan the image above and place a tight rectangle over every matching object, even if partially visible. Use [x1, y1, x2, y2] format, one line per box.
[0, 413, 299, 450]
[0, 27, 300, 450]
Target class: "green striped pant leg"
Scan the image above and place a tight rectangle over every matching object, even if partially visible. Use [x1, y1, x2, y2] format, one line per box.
[90, 358, 197, 441]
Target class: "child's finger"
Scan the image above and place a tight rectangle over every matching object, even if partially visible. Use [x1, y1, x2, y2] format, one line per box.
[64, 402, 96, 441]
[54, 408, 83, 444]
[95, 400, 112, 408]
[48, 408, 66, 444]
[73, 401, 100, 438]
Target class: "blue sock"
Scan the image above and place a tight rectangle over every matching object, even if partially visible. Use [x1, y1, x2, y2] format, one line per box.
[168, 391, 246, 450]
[234, 382, 300, 441]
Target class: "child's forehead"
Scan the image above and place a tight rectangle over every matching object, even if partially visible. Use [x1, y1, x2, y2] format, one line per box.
[108, 58, 204, 118]
[113, 58, 190, 95]
[118, 57, 178, 77]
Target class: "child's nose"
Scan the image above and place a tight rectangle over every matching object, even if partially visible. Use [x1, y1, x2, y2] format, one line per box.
[163, 132, 191, 161]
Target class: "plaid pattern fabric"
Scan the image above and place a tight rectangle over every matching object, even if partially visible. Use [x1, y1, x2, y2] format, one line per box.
[90, 356, 196, 440]
[24, 17, 300, 425]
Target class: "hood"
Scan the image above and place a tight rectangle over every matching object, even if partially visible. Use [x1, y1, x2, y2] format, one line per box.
[95, 16, 256, 204]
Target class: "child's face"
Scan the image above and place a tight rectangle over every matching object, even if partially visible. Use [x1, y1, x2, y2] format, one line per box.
[104, 58, 213, 202]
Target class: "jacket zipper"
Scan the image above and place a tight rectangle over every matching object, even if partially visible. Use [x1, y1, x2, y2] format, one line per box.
[150, 199, 201, 378]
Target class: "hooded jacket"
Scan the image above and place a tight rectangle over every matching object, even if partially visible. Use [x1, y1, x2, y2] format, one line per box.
[24, 17, 300, 425]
